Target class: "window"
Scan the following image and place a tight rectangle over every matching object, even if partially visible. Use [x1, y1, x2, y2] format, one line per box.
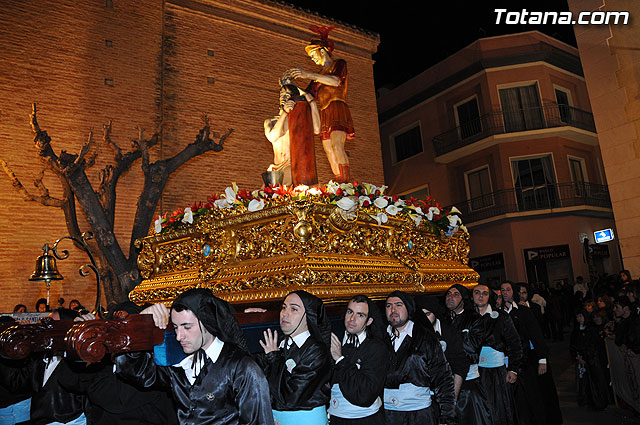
[569, 157, 588, 196]
[499, 84, 544, 132]
[400, 185, 429, 201]
[455, 97, 481, 139]
[555, 88, 572, 124]
[465, 166, 494, 210]
[392, 125, 423, 162]
[511, 155, 557, 210]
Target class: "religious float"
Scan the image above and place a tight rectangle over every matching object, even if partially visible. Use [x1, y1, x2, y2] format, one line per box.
[130, 181, 478, 307]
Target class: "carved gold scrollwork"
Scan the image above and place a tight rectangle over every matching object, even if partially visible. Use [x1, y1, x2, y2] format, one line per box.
[136, 240, 156, 279]
[327, 206, 358, 233]
[130, 198, 478, 305]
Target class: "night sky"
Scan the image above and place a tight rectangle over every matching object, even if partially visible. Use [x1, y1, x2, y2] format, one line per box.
[286, 0, 576, 89]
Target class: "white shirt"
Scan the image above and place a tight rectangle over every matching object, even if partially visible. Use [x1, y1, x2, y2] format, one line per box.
[479, 304, 493, 316]
[175, 337, 224, 385]
[433, 318, 442, 336]
[42, 355, 62, 387]
[335, 329, 367, 364]
[279, 330, 311, 350]
[387, 320, 414, 352]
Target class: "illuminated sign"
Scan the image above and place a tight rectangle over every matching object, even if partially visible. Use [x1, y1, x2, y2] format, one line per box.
[594, 228, 614, 243]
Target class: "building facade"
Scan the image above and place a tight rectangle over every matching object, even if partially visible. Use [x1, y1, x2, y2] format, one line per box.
[378, 31, 620, 287]
[0, 0, 381, 311]
[567, 0, 640, 280]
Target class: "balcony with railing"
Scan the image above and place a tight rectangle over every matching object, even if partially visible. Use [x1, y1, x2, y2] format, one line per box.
[432, 103, 597, 157]
[449, 182, 611, 225]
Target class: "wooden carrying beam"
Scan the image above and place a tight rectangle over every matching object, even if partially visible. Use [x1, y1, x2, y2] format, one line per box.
[0, 313, 164, 363]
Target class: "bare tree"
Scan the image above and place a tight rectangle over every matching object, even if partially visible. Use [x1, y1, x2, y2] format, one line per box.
[1, 103, 232, 304]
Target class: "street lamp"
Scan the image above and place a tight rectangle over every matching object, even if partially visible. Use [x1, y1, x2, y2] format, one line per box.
[29, 232, 102, 317]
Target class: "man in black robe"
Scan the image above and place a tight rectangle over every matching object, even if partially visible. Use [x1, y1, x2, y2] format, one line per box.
[328, 295, 390, 424]
[501, 280, 561, 425]
[414, 295, 469, 399]
[115, 288, 274, 425]
[257, 290, 331, 425]
[443, 284, 491, 425]
[473, 284, 522, 425]
[383, 291, 455, 425]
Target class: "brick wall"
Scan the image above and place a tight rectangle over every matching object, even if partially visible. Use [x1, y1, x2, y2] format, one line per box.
[0, 0, 381, 312]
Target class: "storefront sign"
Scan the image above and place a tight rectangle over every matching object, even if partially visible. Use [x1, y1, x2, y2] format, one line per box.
[588, 244, 610, 257]
[470, 253, 505, 272]
[524, 244, 570, 262]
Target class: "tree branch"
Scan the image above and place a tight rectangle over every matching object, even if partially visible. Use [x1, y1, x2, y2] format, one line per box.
[127, 126, 233, 262]
[98, 121, 159, 222]
[0, 160, 64, 207]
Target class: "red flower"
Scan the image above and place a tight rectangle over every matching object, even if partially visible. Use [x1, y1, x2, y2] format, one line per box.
[362, 199, 371, 207]
[336, 188, 344, 196]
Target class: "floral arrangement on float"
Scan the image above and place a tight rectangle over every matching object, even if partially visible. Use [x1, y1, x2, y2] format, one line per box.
[153, 181, 466, 237]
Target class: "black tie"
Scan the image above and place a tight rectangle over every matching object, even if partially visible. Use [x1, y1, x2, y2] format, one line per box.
[346, 333, 359, 348]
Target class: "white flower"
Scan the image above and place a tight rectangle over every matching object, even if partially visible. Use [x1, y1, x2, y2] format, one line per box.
[410, 214, 422, 226]
[248, 199, 265, 212]
[340, 183, 355, 195]
[358, 195, 371, 206]
[154, 216, 162, 233]
[308, 187, 322, 196]
[336, 197, 357, 211]
[460, 224, 468, 233]
[385, 204, 400, 216]
[251, 189, 260, 198]
[374, 197, 389, 209]
[182, 207, 193, 224]
[375, 212, 388, 226]
[378, 185, 388, 195]
[426, 206, 440, 220]
[326, 180, 340, 194]
[214, 198, 232, 209]
[414, 206, 424, 215]
[294, 185, 309, 194]
[449, 206, 461, 214]
[362, 182, 376, 195]
[394, 199, 406, 208]
[224, 186, 237, 204]
[448, 214, 461, 227]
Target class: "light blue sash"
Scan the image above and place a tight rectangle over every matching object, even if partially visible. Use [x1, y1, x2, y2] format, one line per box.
[328, 383, 381, 419]
[478, 346, 505, 368]
[384, 383, 431, 411]
[0, 397, 31, 423]
[272, 406, 327, 425]
[46, 412, 87, 425]
[466, 363, 480, 380]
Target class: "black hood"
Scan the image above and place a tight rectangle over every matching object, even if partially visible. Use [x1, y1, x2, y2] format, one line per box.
[387, 290, 416, 319]
[289, 290, 331, 347]
[172, 288, 248, 353]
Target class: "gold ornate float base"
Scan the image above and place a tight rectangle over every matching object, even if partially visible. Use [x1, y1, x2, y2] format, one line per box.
[130, 199, 479, 305]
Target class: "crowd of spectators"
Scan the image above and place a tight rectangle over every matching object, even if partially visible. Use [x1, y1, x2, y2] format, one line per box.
[12, 298, 88, 315]
[565, 270, 640, 410]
